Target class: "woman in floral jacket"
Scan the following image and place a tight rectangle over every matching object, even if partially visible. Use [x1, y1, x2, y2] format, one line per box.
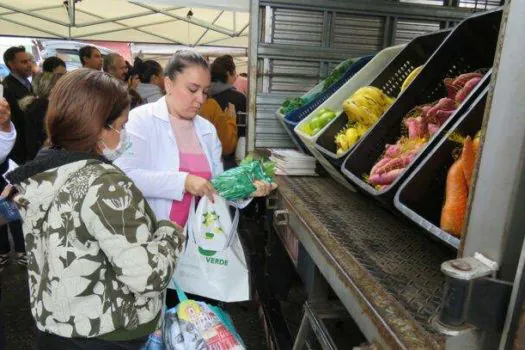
[6, 69, 183, 350]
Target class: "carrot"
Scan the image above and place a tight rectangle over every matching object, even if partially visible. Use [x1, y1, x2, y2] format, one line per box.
[461, 136, 475, 188]
[441, 158, 469, 237]
[473, 135, 481, 156]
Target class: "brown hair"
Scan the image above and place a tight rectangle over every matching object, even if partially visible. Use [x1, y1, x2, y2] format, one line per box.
[19, 72, 64, 112]
[46, 69, 130, 153]
[165, 50, 209, 81]
[211, 55, 235, 83]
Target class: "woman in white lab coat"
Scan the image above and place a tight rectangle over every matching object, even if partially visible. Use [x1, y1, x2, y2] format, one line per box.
[116, 50, 274, 224]
[116, 50, 274, 306]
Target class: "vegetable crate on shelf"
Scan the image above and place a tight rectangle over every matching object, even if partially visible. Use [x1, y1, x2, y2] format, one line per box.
[294, 45, 405, 190]
[341, 8, 502, 207]
[315, 30, 450, 167]
[394, 88, 488, 249]
[275, 55, 374, 153]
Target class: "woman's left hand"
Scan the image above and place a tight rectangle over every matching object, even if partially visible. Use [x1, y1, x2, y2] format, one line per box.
[251, 180, 278, 197]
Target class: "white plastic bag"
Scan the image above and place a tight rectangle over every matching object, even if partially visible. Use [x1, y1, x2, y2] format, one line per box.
[170, 196, 250, 302]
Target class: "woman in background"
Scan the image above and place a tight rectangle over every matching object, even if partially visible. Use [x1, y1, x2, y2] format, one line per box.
[19, 71, 64, 160]
[134, 58, 165, 103]
[42, 57, 67, 74]
[209, 55, 246, 113]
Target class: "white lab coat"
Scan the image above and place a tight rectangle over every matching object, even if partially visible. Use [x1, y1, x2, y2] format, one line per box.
[115, 97, 224, 221]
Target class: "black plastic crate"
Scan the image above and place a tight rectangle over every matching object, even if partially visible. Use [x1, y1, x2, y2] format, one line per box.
[394, 88, 488, 249]
[315, 29, 451, 167]
[341, 8, 502, 206]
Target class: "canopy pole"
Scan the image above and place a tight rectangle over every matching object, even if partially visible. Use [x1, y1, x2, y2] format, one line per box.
[194, 10, 224, 47]
[74, 8, 184, 45]
[67, 0, 75, 27]
[0, 3, 69, 26]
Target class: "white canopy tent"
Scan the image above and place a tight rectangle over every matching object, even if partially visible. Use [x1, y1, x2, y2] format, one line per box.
[0, 0, 250, 48]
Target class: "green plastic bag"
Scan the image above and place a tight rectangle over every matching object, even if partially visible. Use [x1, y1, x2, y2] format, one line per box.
[211, 159, 275, 201]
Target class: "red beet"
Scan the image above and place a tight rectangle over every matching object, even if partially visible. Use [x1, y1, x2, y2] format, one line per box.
[384, 144, 401, 158]
[369, 168, 405, 186]
[375, 154, 413, 175]
[444, 78, 462, 99]
[370, 156, 392, 176]
[427, 98, 456, 122]
[435, 109, 455, 125]
[405, 118, 418, 139]
[428, 123, 440, 136]
[455, 77, 482, 104]
[453, 72, 483, 88]
[421, 105, 432, 118]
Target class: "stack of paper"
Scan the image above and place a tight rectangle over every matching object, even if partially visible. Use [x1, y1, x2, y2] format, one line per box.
[268, 149, 318, 176]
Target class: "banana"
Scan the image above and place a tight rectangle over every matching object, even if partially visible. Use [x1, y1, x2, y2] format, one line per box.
[355, 122, 369, 136]
[400, 65, 423, 95]
[339, 86, 396, 153]
[343, 100, 373, 125]
[335, 133, 349, 151]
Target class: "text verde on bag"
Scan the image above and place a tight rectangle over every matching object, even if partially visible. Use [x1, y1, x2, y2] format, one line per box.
[206, 257, 229, 266]
[198, 246, 229, 265]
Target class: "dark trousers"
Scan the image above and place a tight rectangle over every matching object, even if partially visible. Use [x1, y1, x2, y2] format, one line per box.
[0, 220, 25, 254]
[37, 331, 148, 350]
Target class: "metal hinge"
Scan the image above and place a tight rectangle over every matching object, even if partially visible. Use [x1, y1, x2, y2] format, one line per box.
[434, 253, 513, 334]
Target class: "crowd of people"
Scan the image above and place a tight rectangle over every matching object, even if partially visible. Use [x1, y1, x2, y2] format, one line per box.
[0, 44, 265, 349]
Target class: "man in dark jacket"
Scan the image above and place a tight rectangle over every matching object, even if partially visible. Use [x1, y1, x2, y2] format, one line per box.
[2, 46, 34, 164]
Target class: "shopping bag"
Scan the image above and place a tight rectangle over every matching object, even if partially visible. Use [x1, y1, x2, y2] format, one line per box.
[164, 285, 245, 350]
[191, 196, 239, 252]
[143, 285, 246, 350]
[170, 196, 250, 302]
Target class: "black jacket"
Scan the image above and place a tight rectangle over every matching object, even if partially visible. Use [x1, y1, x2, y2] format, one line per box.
[24, 98, 48, 161]
[2, 74, 33, 164]
[208, 82, 246, 114]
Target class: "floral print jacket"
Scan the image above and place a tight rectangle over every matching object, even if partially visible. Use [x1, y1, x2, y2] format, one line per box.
[7, 150, 183, 339]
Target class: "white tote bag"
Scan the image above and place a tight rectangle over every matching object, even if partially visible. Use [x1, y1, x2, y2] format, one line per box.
[170, 196, 251, 302]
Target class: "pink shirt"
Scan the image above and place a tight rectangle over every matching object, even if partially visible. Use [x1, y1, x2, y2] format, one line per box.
[169, 115, 212, 227]
[169, 153, 211, 227]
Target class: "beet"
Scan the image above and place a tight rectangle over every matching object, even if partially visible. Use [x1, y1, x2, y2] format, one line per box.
[384, 144, 401, 158]
[428, 123, 440, 136]
[455, 77, 482, 104]
[444, 78, 462, 99]
[369, 168, 405, 186]
[370, 156, 392, 176]
[452, 72, 483, 88]
[435, 109, 455, 125]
